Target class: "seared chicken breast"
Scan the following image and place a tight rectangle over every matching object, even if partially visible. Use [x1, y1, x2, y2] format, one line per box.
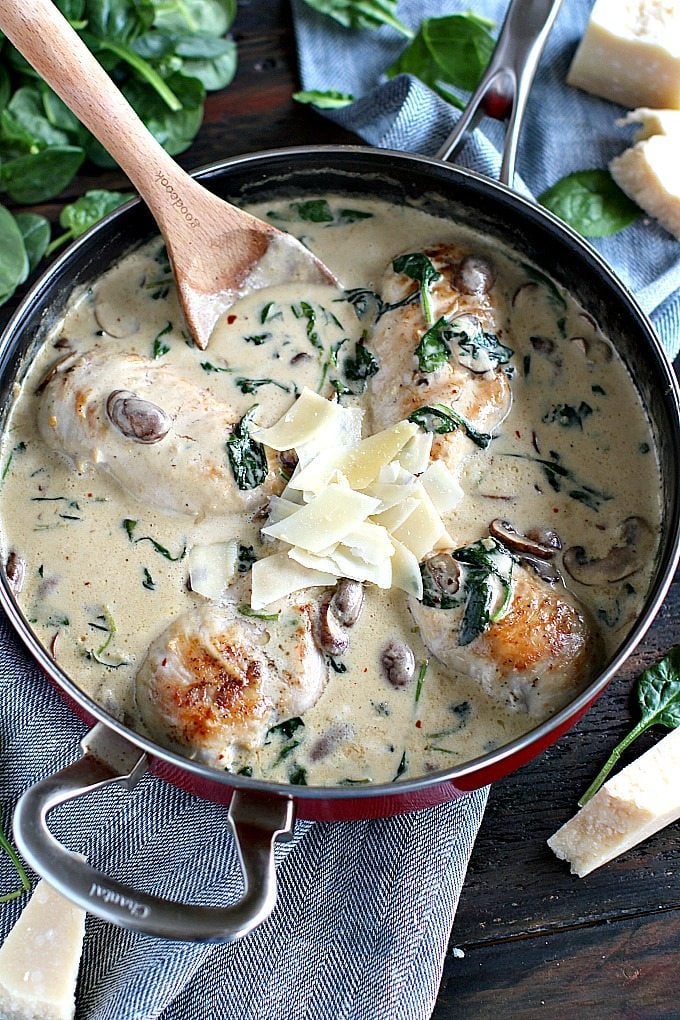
[135, 597, 327, 770]
[37, 347, 267, 517]
[367, 245, 513, 471]
[411, 560, 599, 718]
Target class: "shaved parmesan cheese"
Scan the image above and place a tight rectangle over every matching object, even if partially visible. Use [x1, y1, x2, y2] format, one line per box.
[341, 521, 395, 566]
[398, 430, 433, 474]
[390, 538, 424, 598]
[0, 879, 85, 1020]
[251, 552, 337, 609]
[390, 484, 451, 561]
[331, 545, 392, 588]
[339, 420, 419, 489]
[548, 726, 680, 877]
[261, 484, 380, 553]
[420, 460, 464, 513]
[187, 541, 237, 599]
[371, 497, 421, 533]
[251, 387, 341, 450]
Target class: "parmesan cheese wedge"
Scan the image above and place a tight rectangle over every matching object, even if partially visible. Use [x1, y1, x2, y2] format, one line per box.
[0, 879, 86, 1020]
[609, 132, 680, 239]
[548, 725, 680, 877]
[567, 0, 680, 110]
[617, 106, 680, 138]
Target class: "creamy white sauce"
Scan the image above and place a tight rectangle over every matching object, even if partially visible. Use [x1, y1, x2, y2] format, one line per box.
[0, 195, 662, 786]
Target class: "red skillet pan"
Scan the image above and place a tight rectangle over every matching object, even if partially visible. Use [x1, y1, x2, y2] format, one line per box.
[1, 0, 678, 942]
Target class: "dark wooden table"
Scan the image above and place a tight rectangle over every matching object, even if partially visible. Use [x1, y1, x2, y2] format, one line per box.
[2, 3, 677, 1017]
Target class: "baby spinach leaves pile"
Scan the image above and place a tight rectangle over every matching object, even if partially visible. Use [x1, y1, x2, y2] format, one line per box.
[302, 0, 412, 38]
[0, 0, 237, 184]
[579, 646, 680, 805]
[0, 189, 129, 307]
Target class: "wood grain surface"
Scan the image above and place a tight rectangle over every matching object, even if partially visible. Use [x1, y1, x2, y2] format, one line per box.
[0, 3, 678, 1017]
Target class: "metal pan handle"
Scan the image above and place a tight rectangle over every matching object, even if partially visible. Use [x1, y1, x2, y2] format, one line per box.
[436, 0, 563, 186]
[13, 724, 295, 942]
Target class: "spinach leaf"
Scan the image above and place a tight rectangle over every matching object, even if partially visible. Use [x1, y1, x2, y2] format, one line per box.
[392, 252, 440, 324]
[234, 377, 292, 394]
[291, 300, 323, 353]
[122, 518, 186, 560]
[579, 646, 680, 805]
[302, 0, 412, 38]
[415, 316, 451, 373]
[0, 145, 85, 203]
[238, 603, 279, 621]
[47, 189, 130, 255]
[500, 452, 611, 511]
[266, 717, 304, 741]
[3, 86, 71, 149]
[343, 341, 379, 389]
[539, 170, 642, 238]
[14, 212, 51, 271]
[542, 402, 593, 430]
[293, 89, 355, 109]
[0, 823, 30, 904]
[122, 71, 204, 155]
[152, 321, 172, 358]
[453, 538, 515, 646]
[451, 316, 513, 369]
[408, 402, 492, 449]
[236, 543, 257, 573]
[0, 204, 29, 305]
[290, 198, 334, 222]
[387, 13, 495, 108]
[226, 406, 268, 490]
[152, 0, 236, 37]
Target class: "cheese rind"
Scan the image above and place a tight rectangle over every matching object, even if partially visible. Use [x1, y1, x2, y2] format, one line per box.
[0, 879, 86, 1020]
[548, 725, 680, 877]
[609, 133, 680, 239]
[567, 0, 680, 110]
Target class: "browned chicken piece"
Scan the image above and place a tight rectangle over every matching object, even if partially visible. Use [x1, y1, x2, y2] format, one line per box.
[37, 346, 272, 518]
[367, 245, 513, 471]
[411, 558, 600, 718]
[135, 597, 327, 770]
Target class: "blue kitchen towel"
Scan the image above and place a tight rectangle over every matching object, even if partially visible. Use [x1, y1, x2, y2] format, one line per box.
[292, 0, 680, 360]
[0, 614, 487, 1020]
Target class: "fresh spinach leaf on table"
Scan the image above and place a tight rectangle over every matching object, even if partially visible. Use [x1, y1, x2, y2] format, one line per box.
[14, 212, 51, 270]
[387, 13, 496, 109]
[302, 0, 413, 38]
[47, 189, 130, 255]
[539, 170, 642, 238]
[579, 646, 680, 805]
[293, 89, 355, 109]
[0, 204, 29, 304]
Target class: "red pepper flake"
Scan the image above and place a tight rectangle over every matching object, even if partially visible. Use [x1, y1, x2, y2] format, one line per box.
[162, 657, 168, 668]
[553, 507, 560, 513]
[515, 430, 521, 439]
[415, 720, 422, 728]
[227, 314, 237, 324]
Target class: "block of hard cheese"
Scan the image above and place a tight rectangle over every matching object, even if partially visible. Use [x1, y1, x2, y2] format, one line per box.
[567, 0, 680, 110]
[548, 725, 680, 877]
[0, 880, 86, 1020]
[617, 106, 680, 138]
[610, 132, 680, 239]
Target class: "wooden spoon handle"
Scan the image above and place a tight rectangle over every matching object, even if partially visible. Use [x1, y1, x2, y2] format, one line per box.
[0, 0, 231, 233]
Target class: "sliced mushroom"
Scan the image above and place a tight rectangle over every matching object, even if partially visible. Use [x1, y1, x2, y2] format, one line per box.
[330, 578, 364, 628]
[489, 519, 560, 560]
[511, 281, 540, 308]
[453, 255, 495, 295]
[5, 551, 25, 594]
[309, 723, 353, 762]
[106, 390, 171, 444]
[423, 553, 461, 598]
[314, 594, 349, 656]
[380, 640, 415, 689]
[563, 517, 655, 585]
[570, 335, 612, 364]
[94, 300, 140, 338]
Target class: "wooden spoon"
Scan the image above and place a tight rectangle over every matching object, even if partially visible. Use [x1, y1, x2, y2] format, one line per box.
[0, 0, 336, 349]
